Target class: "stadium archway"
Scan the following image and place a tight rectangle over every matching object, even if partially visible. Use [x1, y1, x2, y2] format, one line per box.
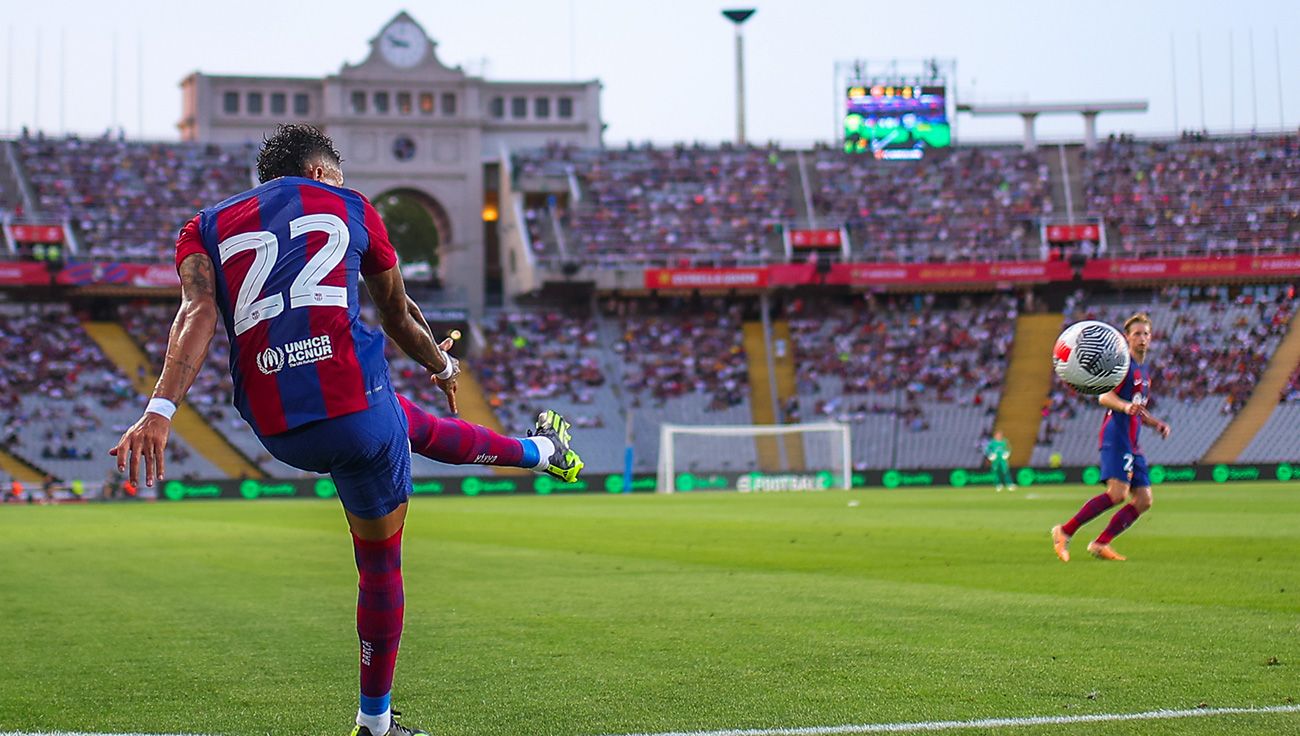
[373, 188, 453, 274]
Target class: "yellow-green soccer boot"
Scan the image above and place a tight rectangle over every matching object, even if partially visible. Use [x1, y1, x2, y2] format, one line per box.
[529, 409, 584, 483]
[349, 710, 428, 735]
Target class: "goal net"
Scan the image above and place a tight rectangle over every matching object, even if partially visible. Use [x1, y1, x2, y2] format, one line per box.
[656, 422, 852, 493]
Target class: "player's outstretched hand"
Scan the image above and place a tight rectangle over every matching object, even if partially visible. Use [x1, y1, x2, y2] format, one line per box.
[435, 375, 459, 414]
[109, 413, 171, 488]
[1136, 406, 1171, 439]
[431, 336, 460, 414]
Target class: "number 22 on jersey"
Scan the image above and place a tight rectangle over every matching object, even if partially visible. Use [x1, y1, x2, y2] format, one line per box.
[218, 213, 350, 335]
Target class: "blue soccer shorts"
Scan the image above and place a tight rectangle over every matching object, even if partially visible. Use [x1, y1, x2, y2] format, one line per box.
[1099, 446, 1150, 489]
[257, 391, 412, 519]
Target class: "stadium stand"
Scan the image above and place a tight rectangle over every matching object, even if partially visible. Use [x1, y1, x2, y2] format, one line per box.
[1238, 362, 1300, 462]
[1031, 286, 1297, 466]
[470, 309, 623, 473]
[1083, 133, 1300, 257]
[514, 143, 795, 267]
[601, 297, 757, 472]
[807, 146, 1052, 262]
[14, 134, 254, 261]
[7, 132, 1300, 481]
[0, 303, 219, 484]
[786, 293, 1017, 469]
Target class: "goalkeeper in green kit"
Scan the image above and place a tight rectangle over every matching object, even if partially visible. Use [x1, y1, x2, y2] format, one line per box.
[985, 429, 1015, 492]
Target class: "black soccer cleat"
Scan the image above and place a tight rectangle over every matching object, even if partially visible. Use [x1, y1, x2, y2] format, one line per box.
[349, 711, 429, 736]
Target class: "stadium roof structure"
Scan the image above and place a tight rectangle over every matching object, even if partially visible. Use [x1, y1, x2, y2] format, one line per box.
[957, 100, 1148, 151]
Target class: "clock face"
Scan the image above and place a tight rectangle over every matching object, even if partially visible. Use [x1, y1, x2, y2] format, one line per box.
[379, 20, 427, 69]
[393, 136, 416, 161]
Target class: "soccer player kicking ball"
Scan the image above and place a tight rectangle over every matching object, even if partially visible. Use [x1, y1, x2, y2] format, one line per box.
[109, 124, 583, 736]
[1051, 313, 1171, 562]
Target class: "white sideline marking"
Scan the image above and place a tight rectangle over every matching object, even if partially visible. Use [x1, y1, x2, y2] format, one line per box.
[597, 704, 1300, 736]
[3, 705, 1296, 736]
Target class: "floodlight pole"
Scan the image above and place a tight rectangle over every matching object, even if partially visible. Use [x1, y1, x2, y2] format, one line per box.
[722, 9, 755, 146]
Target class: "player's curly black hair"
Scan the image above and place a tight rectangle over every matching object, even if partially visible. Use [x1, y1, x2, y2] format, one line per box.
[255, 124, 343, 183]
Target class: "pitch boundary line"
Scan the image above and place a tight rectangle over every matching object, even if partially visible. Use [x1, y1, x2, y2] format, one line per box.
[595, 704, 1300, 736]
[3, 705, 1296, 736]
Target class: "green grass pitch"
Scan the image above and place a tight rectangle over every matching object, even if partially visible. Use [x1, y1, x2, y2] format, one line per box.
[0, 483, 1297, 736]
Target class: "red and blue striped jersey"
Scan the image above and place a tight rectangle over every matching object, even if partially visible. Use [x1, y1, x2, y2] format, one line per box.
[175, 177, 398, 436]
[1099, 360, 1149, 453]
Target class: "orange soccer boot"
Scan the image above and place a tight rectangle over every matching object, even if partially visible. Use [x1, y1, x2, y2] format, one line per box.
[1087, 541, 1127, 561]
[1050, 525, 1071, 563]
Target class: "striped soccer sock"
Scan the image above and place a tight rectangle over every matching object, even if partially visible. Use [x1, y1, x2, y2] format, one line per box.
[1060, 492, 1116, 537]
[1094, 503, 1142, 546]
[398, 393, 528, 467]
[353, 527, 404, 735]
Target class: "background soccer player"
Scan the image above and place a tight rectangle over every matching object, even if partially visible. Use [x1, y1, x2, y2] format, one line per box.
[108, 125, 581, 735]
[984, 429, 1014, 492]
[1052, 313, 1171, 562]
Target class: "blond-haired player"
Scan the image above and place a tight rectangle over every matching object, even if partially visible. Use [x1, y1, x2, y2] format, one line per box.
[1052, 313, 1171, 562]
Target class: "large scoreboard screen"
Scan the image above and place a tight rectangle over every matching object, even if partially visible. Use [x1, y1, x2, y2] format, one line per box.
[844, 84, 950, 159]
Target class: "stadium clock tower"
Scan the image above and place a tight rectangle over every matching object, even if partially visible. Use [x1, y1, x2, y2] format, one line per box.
[178, 11, 604, 317]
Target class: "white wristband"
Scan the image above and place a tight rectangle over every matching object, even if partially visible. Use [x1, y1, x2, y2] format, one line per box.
[435, 356, 458, 381]
[145, 397, 177, 420]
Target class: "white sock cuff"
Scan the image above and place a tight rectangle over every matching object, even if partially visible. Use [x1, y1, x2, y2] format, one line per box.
[526, 436, 555, 471]
[357, 708, 391, 735]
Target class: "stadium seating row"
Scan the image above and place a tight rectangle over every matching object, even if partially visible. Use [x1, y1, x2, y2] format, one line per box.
[512, 134, 1298, 265]
[1083, 135, 1300, 258]
[11, 133, 1295, 266]
[809, 146, 1049, 263]
[785, 294, 1016, 469]
[519, 143, 794, 268]
[14, 135, 254, 261]
[0, 303, 218, 485]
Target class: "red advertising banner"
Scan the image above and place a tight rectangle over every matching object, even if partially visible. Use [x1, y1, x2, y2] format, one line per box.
[789, 228, 843, 249]
[56, 262, 181, 287]
[0, 261, 50, 285]
[8, 224, 66, 243]
[0, 261, 181, 288]
[644, 267, 769, 290]
[1045, 223, 1100, 243]
[3, 254, 1294, 292]
[827, 260, 1072, 286]
[767, 263, 818, 286]
[1083, 255, 1300, 281]
[645, 261, 1071, 290]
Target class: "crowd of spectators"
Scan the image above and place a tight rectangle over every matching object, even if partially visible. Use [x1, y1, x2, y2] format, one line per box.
[605, 297, 750, 411]
[808, 146, 1050, 262]
[1037, 287, 1297, 445]
[471, 311, 607, 430]
[515, 142, 795, 267]
[1083, 133, 1300, 257]
[122, 302, 239, 411]
[15, 132, 255, 261]
[784, 294, 1019, 424]
[0, 305, 141, 468]
[1282, 363, 1300, 403]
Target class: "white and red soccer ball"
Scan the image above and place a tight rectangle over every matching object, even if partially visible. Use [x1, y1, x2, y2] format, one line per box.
[1052, 320, 1130, 395]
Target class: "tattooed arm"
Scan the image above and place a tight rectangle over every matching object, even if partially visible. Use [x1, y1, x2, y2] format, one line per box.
[110, 253, 219, 486]
[151, 253, 219, 404]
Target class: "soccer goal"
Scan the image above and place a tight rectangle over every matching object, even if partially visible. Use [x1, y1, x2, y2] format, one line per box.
[656, 422, 852, 493]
